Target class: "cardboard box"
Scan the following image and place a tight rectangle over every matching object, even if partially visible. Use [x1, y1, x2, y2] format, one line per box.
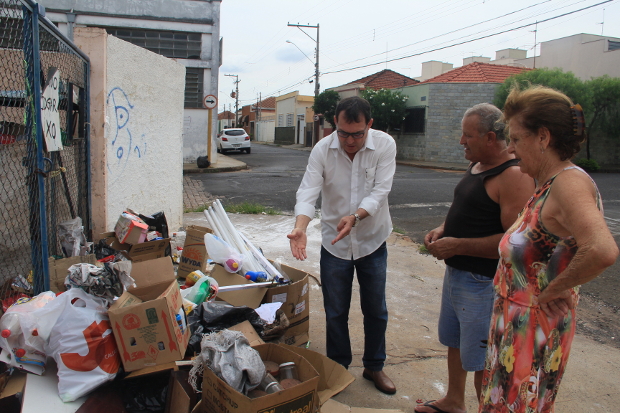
[209, 261, 310, 345]
[108, 257, 190, 372]
[201, 343, 320, 413]
[209, 265, 269, 309]
[101, 232, 170, 262]
[115, 211, 149, 244]
[261, 262, 311, 346]
[47, 254, 98, 293]
[177, 225, 213, 278]
[166, 369, 200, 413]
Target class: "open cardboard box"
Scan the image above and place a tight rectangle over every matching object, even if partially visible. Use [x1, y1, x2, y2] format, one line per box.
[47, 254, 98, 293]
[177, 225, 213, 278]
[108, 257, 189, 372]
[202, 342, 320, 413]
[219, 321, 356, 413]
[209, 260, 311, 346]
[100, 232, 170, 262]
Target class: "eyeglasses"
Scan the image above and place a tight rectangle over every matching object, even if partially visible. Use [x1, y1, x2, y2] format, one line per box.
[336, 127, 367, 139]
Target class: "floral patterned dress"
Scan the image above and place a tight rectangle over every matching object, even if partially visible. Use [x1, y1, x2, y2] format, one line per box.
[479, 166, 601, 413]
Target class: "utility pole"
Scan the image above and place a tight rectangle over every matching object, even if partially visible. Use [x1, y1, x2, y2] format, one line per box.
[287, 22, 319, 146]
[225, 74, 239, 126]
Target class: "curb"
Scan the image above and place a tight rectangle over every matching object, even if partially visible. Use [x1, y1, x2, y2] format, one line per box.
[396, 161, 468, 171]
[183, 164, 248, 175]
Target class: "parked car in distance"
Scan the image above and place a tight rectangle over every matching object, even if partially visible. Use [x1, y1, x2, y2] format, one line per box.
[216, 128, 251, 154]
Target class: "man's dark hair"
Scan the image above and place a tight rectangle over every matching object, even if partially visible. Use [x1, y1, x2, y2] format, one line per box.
[334, 96, 372, 124]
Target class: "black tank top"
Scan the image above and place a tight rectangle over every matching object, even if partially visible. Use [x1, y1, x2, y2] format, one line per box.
[443, 159, 520, 277]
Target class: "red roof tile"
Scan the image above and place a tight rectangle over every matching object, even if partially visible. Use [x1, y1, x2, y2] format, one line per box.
[421, 62, 530, 84]
[218, 110, 235, 120]
[257, 96, 276, 109]
[341, 69, 419, 90]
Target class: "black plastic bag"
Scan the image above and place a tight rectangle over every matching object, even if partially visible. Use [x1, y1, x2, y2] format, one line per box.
[196, 156, 210, 168]
[121, 372, 169, 412]
[186, 302, 265, 355]
[138, 211, 169, 239]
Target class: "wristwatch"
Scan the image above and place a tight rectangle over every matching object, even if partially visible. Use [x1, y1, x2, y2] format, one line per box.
[351, 213, 361, 227]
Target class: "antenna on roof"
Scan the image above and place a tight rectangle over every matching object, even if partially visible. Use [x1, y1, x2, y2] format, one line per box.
[597, 8, 605, 36]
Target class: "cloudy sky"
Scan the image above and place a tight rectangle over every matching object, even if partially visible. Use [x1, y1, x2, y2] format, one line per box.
[217, 0, 620, 111]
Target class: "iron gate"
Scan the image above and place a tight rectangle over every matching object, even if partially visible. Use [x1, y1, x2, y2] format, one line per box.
[0, 0, 90, 297]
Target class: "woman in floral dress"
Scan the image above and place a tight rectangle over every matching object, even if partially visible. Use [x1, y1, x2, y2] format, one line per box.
[479, 86, 618, 413]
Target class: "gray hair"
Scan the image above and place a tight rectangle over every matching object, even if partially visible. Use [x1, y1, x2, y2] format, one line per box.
[463, 103, 506, 140]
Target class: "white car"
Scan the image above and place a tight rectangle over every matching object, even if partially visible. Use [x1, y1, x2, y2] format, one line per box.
[216, 128, 251, 154]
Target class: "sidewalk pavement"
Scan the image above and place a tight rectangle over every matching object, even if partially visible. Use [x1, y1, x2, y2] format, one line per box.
[181, 144, 620, 412]
[182, 212, 620, 413]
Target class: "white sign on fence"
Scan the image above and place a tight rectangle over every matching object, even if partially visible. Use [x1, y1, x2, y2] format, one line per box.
[41, 67, 63, 152]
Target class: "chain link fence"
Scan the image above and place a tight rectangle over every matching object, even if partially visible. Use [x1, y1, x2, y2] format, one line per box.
[0, 0, 90, 301]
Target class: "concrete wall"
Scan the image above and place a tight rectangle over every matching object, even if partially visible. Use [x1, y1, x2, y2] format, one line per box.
[398, 83, 498, 163]
[275, 127, 295, 145]
[105, 35, 185, 231]
[182, 108, 209, 161]
[575, 130, 620, 167]
[75, 28, 185, 235]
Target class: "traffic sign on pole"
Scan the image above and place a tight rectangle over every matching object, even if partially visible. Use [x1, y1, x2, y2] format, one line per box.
[203, 94, 217, 109]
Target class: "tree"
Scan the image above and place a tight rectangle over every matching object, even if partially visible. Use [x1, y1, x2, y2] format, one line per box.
[494, 68, 588, 111]
[584, 75, 620, 159]
[360, 88, 408, 133]
[312, 90, 340, 129]
[494, 68, 620, 159]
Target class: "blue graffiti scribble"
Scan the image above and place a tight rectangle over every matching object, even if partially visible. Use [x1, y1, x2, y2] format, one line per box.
[106, 87, 146, 184]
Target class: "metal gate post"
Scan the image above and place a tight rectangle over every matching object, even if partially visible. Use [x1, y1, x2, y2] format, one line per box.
[31, 3, 50, 293]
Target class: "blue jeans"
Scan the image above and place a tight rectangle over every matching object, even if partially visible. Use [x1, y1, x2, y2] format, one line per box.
[320, 243, 388, 371]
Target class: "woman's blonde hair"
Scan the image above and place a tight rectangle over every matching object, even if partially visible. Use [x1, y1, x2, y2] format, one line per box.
[502, 85, 585, 161]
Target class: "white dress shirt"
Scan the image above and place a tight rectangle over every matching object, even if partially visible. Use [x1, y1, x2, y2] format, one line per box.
[294, 129, 396, 260]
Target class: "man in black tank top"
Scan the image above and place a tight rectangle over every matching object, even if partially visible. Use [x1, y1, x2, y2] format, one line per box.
[415, 104, 534, 413]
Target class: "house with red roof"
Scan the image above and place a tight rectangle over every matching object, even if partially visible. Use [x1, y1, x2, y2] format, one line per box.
[217, 110, 235, 131]
[397, 62, 530, 163]
[328, 69, 419, 99]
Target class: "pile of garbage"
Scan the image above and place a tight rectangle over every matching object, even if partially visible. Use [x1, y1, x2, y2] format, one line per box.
[0, 202, 307, 412]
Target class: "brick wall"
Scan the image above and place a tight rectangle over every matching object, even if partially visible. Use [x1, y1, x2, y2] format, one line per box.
[397, 83, 498, 163]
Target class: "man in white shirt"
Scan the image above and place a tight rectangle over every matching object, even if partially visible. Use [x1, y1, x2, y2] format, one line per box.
[288, 96, 397, 394]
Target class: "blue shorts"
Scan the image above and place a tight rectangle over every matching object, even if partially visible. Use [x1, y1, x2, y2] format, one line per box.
[438, 265, 495, 371]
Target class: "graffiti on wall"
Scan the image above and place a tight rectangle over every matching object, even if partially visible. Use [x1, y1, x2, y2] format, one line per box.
[106, 87, 147, 184]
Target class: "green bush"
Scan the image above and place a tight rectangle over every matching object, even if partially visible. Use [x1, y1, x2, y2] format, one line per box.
[574, 158, 600, 172]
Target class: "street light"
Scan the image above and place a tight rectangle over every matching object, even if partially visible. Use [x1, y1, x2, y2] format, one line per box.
[286, 40, 315, 66]
[287, 23, 320, 146]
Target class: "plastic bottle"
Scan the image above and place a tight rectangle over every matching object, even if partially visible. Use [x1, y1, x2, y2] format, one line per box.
[0, 313, 21, 339]
[185, 277, 208, 304]
[245, 271, 269, 282]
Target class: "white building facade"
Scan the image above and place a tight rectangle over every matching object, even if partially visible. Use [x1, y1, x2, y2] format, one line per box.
[40, 0, 222, 163]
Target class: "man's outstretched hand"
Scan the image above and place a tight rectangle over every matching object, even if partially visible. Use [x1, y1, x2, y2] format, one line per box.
[288, 228, 308, 260]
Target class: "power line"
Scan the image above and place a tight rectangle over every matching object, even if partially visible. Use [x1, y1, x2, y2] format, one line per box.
[326, 0, 554, 69]
[322, 0, 613, 76]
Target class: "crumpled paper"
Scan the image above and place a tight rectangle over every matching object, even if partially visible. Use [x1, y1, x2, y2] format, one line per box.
[64, 261, 135, 306]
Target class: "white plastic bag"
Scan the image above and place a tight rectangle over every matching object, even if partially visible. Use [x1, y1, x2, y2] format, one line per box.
[204, 233, 244, 273]
[0, 291, 58, 375]
[47, 289, 121, 402]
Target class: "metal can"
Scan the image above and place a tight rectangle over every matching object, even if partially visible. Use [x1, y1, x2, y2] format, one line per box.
[278, 362, 298, 381]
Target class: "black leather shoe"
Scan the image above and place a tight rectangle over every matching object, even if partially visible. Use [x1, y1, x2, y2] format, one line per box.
[362, 368, 396, 395]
